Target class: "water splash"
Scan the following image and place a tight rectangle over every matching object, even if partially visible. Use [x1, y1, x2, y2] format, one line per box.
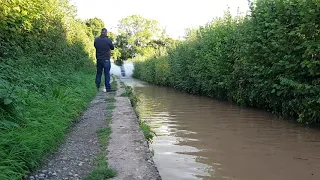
[110, 61, 134, 78]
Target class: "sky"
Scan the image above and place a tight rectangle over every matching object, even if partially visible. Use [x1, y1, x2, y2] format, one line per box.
[70, 0, 250, 39]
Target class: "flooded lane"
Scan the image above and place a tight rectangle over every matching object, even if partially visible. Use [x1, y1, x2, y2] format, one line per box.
[113, 66, 320, 180]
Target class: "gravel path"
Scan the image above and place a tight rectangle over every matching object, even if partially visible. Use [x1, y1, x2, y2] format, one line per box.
[28, 78, 161, 180]
[28, 91, 108, 180]
[107, 80, 161, 180]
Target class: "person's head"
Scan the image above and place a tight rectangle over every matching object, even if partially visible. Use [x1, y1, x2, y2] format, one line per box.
[101, 28, 108, 36]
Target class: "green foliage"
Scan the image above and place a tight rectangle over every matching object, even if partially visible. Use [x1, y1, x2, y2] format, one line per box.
[106, 105, 116, 110]
[133, 56, 170, 85]
[0, 72, 96, 179]
[85, 17, 105, 38]
[85, 157, 117, 180]
[123, 85, 138, 108]
[133, 1, 320, 125]
[85, 161, 116, 180]
[111, 48, 122, 60]
[139, 120, 156, 142]
[0, 0, 99, 179]
[105, 98, 116, 103]
[86, 125, 116, 179]
[118, 15, 163, 48]
[114, 15, 176, 60]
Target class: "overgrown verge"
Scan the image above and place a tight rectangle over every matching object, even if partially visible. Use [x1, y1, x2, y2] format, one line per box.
[121, 82, 156, 142]
[0, 0, 98, 179]
[85, 81, 118, 180]
[133, 0, 320, 125]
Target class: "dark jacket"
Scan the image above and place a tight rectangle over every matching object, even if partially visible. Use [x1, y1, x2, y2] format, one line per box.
[94, 34, 114, 60]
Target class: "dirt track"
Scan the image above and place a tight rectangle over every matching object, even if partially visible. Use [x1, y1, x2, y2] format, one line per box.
[28, 78, 161, 180]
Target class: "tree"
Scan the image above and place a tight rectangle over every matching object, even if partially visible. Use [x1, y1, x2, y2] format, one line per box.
[85, 17, 105, 37]
[114, 33, 134, 60]
[108, 31, 117, 42]
[117, 15, 165, 59]
[111, 47, 121, 60]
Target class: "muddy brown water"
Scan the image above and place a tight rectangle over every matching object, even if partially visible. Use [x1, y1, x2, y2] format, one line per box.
[120, 77, 320, 180]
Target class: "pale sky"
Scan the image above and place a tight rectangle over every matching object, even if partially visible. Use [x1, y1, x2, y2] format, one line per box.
[70, 0, 249, 39]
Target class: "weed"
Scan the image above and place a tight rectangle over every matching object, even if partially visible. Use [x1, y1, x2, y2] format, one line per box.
[85, 163, 116, 180]
[85, 127, 116, 180]
[139, 120, 156, 142]
[120, 92, 128, 97]
[105, 98, 116, 103]
[106, 105, 116, 110]
[85, 83, 117, 179]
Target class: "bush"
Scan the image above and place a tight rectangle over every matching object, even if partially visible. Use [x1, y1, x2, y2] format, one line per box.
[133, 0, 320, 125]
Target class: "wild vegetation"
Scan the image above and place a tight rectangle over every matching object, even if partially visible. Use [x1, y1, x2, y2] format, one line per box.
[0, 0, 102, 179]
[133, 0, 320, 125]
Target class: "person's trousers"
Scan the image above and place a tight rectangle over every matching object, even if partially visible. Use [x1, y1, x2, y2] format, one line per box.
[95, 59, 111, 89]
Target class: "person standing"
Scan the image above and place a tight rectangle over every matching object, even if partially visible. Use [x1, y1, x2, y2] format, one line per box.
[94, 28, 115, 92]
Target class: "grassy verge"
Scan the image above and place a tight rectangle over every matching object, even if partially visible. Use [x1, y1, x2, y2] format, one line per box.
[85, 78, 117, 180]
[139, 121, 156, 142]
[121, 83, 156, 142]
[1, 1, 100, 178]
[0, 71, 97, 180]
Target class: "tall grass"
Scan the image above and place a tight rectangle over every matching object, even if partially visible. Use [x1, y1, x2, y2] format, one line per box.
[0, 71, 96, 179]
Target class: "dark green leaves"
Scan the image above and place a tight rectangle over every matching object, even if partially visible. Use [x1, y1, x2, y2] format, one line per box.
[3, 98, 12, 105]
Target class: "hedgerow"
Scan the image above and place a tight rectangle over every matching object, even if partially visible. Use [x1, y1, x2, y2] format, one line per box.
[0, 0, 98, 179]
[133, 0, 320, 125]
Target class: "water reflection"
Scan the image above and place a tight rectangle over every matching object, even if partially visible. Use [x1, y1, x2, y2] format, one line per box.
[127, 83, 320, 180]
[137, 92, 212, 179]
[117, 68, 320, 180]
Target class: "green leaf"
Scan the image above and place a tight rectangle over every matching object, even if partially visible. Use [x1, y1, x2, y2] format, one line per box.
[4, 98, 12, 105]
[0, 120, 19, 128]
[276, 91, 282, 96]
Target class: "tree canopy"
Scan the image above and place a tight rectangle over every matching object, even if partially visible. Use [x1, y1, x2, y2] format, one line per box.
[85, 17, 105, 37]
[115, 15, 177, 60]
[82, 15, 177, 61]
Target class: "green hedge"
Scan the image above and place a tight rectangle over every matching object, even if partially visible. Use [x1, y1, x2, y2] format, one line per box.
[133, 0, 320, 125]
[0, 0, 97, 179]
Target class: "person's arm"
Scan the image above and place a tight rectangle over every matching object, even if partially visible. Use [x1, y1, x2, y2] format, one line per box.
[109, 39, 114, 50]
[94, 38, 97, 48]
